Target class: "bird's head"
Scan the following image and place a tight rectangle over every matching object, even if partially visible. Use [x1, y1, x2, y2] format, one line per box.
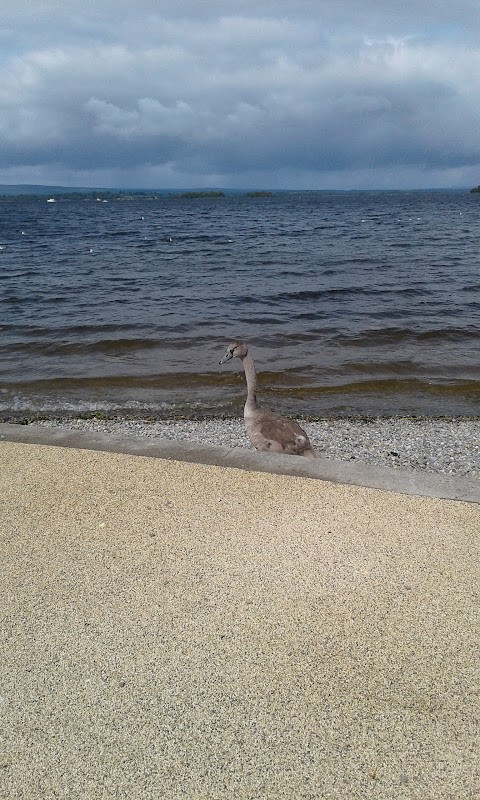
[219, 340, 248, 364]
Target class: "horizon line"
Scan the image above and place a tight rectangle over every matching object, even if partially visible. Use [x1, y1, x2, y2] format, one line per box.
[0, 183, 474, 193]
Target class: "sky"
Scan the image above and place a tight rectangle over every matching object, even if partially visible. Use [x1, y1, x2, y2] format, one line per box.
[1, 0, 479, 190]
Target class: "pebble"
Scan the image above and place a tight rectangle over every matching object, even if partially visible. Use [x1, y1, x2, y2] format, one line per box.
[31, 417, 480, 479]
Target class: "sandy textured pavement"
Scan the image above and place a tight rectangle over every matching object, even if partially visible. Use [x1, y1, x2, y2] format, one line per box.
[1, 441, 479, 799]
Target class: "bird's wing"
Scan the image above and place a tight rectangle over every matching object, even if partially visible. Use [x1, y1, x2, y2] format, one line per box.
[248, 407, 313, 454]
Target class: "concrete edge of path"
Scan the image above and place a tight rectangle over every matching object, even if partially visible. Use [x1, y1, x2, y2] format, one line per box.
[1, 422, 478, 504]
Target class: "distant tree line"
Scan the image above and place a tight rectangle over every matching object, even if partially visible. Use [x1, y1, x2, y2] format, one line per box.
[0, 189, 274, 201]
[0, 191, 161, 201]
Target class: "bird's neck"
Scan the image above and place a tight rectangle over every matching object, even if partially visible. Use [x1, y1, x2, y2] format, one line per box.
[242, 351, 258, 408]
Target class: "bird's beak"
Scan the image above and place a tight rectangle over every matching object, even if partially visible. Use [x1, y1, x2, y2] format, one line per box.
[219, 350, 233, 365]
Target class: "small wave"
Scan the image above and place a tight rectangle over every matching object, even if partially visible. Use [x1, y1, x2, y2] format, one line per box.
[0, 322, 142, 336]
[258, 286, 429, 305]
[1, 371, 240, 392]
[107, 229, 139, 237]
[266, 378, 480, 398]
[2, 294, 67, 306]
[333, 326, 480, 346]
[4, 371, 478, 395]
[0, 269, 40, 280]
[0, 338, 161, 356]
[0, 398, 172, 416]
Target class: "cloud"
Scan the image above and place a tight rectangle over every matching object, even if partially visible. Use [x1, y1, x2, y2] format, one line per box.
[0, 2, 479, 188]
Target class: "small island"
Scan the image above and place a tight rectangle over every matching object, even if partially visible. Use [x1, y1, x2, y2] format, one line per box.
[0, 190, 162, 201]
[470, 185, 480, 193]
[178, 191, 225, 199]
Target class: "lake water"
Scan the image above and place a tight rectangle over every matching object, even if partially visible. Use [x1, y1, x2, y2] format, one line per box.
[0, 190, 479, 420]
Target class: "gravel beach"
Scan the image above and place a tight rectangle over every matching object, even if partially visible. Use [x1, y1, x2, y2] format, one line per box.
[32, 416, 480, 479]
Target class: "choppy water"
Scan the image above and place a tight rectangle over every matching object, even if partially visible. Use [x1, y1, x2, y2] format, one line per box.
[1, 190, 479, 419]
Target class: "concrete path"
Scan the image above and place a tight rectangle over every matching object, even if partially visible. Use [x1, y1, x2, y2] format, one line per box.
[1, 422, 479, 503]
[1, 436, 479, 799]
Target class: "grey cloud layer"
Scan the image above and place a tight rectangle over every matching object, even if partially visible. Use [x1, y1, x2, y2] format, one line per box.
[1, 2, 479, 187]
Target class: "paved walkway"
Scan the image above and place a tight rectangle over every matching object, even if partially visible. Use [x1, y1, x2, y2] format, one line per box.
[1, 437, 479, 799]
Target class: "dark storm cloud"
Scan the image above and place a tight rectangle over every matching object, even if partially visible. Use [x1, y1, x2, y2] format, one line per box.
[1, 1, 479, 188]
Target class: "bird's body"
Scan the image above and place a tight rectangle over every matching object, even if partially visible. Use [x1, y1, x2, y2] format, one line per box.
[219, 340, 315, 458]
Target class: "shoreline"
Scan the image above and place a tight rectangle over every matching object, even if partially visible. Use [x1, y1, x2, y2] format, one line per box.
[9, 414, 479, 479]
